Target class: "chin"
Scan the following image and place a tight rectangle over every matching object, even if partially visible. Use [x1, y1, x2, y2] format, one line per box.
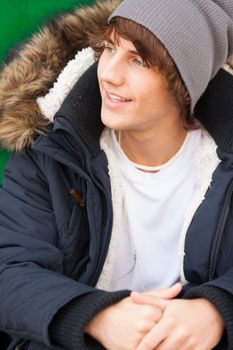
[100, 112, 124, 130]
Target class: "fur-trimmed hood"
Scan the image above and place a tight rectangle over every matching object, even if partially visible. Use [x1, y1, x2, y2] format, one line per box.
[0, 0, 233, 152]
[0, 0, 121, 152]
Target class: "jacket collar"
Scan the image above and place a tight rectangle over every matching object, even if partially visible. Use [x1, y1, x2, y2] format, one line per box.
[52, 63, 104, 157]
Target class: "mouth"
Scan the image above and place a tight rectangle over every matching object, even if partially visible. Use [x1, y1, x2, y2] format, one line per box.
[107, 91, 131, 103]
[102, 89, 132, 108]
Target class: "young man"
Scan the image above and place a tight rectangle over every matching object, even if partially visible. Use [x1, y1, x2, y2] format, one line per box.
[0, 0, 233, 349]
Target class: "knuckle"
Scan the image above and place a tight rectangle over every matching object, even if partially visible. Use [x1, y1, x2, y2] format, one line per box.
[177, 326, 190, 340]
[137, 319, 151, 333]
[166, 314, 177, 328]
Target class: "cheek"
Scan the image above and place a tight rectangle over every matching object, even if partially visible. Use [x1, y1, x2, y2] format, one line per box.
[97, 55, 106, 82]
[97, 61, 102, 84]
[148, 81, 168, 104]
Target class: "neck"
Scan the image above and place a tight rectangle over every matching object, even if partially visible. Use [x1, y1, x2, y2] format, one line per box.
[117, 124, 188, 167]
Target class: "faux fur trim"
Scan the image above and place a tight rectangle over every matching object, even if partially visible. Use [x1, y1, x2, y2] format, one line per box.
[37, 47, 94, 122]
[0, 0, 121, 151]
[98, 128, 220, 291]
[96, 128, 125, 291]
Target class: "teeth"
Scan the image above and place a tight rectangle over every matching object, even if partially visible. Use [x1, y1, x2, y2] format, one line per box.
[108, 92, 130, 102]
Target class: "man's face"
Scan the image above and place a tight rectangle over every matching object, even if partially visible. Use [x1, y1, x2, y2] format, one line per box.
[97, 34, 181, 134]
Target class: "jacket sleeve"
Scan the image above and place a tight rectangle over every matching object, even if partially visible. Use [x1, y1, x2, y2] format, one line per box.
[182, 280, 233, 349]
[50, 291, 130, 350]
[0, 150, 130, 349]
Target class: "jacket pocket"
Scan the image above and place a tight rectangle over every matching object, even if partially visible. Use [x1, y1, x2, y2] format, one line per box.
[59, 203, 90, 279]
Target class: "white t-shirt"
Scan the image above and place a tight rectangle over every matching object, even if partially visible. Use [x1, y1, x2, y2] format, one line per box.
[108, 129, 202, 292]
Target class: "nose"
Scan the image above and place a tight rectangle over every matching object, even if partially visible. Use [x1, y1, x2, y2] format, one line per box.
[99, 53, 125, 86]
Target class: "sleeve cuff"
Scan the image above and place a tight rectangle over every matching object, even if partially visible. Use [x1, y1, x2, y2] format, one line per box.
[183, 285, 233, 349]
[49, 289, 130, 350]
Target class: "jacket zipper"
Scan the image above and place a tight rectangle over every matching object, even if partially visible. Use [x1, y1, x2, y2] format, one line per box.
[60, 132, 112, 286]
[83, 184, 113, 286]
[90, 196, 113, 286]
[209, 178, 233, 280]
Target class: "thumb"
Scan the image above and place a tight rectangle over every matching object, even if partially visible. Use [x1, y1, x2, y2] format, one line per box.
[130, 282, 182, 307]
[145, 282, 182, 299]
[130, 292, 168, 310]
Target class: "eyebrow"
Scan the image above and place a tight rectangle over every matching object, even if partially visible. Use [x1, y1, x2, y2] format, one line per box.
[106, 38, 140, 56]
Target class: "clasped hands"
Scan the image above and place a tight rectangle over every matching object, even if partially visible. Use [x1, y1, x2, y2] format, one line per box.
[85, 283, 224, 350]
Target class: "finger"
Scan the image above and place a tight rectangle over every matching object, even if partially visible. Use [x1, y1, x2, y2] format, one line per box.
[136, 318, 170, 350]
[131, 283, 182, 307]
[131, 292, 168, 310]
[146, 283, 182, 299]
[155, 326, 191, 350]
[132, 282, 182, 305]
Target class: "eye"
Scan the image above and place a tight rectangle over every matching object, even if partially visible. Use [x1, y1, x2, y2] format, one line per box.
[103, 41, 115, 54]
[132, 57, 147, 67]
[105, 46, 114, 53]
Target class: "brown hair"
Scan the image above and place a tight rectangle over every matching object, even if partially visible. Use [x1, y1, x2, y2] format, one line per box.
[90, 17, 197, 129]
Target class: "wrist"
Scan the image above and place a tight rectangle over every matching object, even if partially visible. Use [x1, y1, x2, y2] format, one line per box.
[84, 304, 111, 344]
[194, 298, 224, 336]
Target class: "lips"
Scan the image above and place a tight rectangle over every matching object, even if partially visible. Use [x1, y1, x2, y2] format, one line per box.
[102, 89, 132, 108]
[107, 92, 131, 103]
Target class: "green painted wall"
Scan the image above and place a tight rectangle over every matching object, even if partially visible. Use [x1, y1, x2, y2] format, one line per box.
[0, 0, 93, 183]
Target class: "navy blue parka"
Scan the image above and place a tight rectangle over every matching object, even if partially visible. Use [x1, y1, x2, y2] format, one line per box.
[1, 57, 233, 350]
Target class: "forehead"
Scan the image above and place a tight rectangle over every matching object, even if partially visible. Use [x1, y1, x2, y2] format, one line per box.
[107, 32, 139, 53]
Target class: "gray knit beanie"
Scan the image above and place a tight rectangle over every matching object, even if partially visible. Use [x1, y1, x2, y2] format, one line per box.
[109, 0, 233, 111]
